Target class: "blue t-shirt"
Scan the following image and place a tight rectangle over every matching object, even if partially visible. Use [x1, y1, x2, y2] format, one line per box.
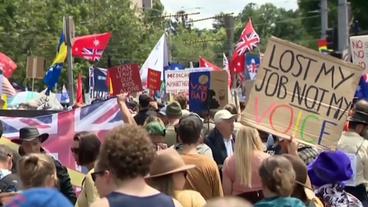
[255, 197, 306, 207]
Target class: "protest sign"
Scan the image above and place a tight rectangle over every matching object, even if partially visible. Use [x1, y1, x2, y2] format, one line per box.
[165, 68, 211, 95]
[147, 69, 161, 91]
[108, 64, 142, 95]
[189, 70, 228, 114]
[350, 35, 368, 70]
[241, 37, 363, 148]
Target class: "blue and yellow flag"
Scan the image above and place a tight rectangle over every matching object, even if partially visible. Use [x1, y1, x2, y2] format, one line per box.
[44, 33, 68, 93]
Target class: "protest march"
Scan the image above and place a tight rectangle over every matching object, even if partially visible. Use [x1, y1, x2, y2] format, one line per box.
[0, 0, 368, 207]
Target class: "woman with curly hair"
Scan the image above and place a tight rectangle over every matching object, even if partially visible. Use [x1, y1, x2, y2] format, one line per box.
[91, 125, 182, 207]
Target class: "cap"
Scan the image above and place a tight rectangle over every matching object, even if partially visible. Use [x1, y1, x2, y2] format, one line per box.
[214, 109, 237, 124]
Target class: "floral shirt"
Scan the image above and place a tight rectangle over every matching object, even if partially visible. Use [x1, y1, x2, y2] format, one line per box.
[315, 184, 363, 207]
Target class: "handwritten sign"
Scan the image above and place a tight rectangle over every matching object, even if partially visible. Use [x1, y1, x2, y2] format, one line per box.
[189, 70, 228, 114]
[350, 35, 368, 71]
[165, 68, 211, 95]
[147, 69, 161, 91]
[241, 37, 363, 148]
[109, 64, 142, 95]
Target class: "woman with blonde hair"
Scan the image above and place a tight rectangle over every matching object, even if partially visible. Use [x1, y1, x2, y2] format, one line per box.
[222, 125, 269, 203]
[255, 155, 305, 207]
[18, 153, 58, 189]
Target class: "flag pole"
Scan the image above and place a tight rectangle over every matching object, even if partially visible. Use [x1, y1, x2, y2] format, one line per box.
[64, 16, 75, 105]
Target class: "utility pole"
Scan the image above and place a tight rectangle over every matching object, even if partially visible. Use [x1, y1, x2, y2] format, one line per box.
[320, 0, 328, 38]
[223, 15, 239, 110]
[64, 16, 75, 105]
[338, 0, 349, 52]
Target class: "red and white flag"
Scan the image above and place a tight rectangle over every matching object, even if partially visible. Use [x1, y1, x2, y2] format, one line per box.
[72, 32, 112, 62]
[0, 52, 17, 78]
[199, 57, 221, 71]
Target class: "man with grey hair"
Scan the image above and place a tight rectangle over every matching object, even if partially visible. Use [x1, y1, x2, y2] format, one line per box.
[205, 109, 237, 168]
[0, 144, 21, 193]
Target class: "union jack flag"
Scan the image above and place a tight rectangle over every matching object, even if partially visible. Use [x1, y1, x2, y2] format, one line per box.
[1, 98, 123, 170]
[235, 18, 260, 56]
[82, 48, 104, 61]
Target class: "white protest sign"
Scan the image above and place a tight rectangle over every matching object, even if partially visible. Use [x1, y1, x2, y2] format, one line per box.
[350, 35, 368, 71]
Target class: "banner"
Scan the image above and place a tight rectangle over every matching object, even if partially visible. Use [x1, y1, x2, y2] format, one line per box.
[189, 70, 228, 114]
[109, 64, 143, 95]
[241, 37, 363, 148]
[1, 98, 124, 186]
[350, 35, 368, 70]
[147, 69, 161, 91]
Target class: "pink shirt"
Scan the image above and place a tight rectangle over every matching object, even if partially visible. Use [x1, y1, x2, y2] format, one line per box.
[222, 151, 269, 195]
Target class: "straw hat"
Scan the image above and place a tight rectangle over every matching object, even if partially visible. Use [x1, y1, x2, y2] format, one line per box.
[148, 148, 195, 178]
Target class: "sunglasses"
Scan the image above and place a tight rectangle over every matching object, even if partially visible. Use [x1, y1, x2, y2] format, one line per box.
[70, 148, 79, 154]
[91, 170, 106, 182]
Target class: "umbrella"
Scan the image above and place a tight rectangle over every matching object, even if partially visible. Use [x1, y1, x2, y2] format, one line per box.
[8, 91, 40, 106]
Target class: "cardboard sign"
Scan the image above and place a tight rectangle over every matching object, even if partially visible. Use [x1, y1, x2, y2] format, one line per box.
[165, 68, 211, 95]
[189, 70, 228, 114]
[350, 35, 368, 70]
[108, 64, 142, 95]
[26, 56, 45, 79]
[241, 37, 363, 148]
[147, 69, 161, 91]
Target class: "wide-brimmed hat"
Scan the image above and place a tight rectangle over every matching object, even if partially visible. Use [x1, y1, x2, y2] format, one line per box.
[348, 99, 368, 124]
[283, 154, 316, 200]
[308, 151, 352, 187]
[11, 127, 49, 144]
[148, 148, 195, 178]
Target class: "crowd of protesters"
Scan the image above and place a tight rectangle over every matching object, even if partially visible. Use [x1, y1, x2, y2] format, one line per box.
[0, 92, 367, 207]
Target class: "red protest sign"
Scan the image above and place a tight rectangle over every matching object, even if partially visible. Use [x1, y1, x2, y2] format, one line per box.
[108, 64, 143, 95]
[147, 69, 161, 91]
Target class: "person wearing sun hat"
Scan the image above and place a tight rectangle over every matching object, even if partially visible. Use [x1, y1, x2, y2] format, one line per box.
[165, 101, 183, 147]
[282, 154, 323, 207]
[147, 148, 206, 207]
[308, 151, 363, 207]
[11, 127, 76, 204]
[337, 99, 368, 205]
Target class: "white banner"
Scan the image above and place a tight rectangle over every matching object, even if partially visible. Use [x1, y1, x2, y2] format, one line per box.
[350, 35, 368, 71]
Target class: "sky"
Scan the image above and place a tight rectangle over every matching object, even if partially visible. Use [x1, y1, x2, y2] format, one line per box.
[160, 0, 299, 29]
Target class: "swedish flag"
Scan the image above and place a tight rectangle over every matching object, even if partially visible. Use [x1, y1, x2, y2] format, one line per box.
[44, 33, 67, 93]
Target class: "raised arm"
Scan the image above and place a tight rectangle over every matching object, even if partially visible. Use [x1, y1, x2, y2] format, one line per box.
[117, 93, 137, 125]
